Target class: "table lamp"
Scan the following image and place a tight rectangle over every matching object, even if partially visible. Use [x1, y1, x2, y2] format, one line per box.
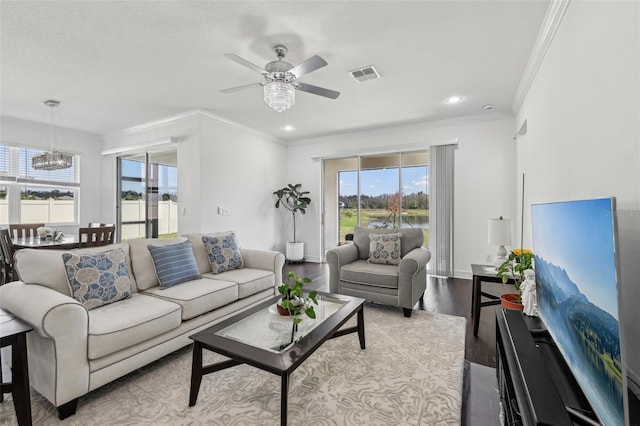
[488, 216, 512, 268]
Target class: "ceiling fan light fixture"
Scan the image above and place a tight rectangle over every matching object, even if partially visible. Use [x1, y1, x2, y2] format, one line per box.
[264, 81, 295, 112]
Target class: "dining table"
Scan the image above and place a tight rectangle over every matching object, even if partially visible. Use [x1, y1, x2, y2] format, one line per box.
[12, 235, 80, 250]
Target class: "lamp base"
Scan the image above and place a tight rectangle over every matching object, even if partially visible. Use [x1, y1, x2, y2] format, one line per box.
[494, 245, 508, 268]
[494, 256, 507, 268]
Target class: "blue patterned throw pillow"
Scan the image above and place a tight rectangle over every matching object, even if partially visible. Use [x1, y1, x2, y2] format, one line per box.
[368, 233, 402, 265]
[148, 240, 201, 289]
[63, 248, 132, 310]
[202, 232, 244, 274]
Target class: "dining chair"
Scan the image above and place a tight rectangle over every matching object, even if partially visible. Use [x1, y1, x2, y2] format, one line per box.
[78, 225, 115, 248]
[88, 222, 114, 228]
[0, 228, 16, 284]
[9, 223, 45, 239]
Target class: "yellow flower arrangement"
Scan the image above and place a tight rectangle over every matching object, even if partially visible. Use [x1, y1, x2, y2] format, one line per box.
[496, 249, 535, 294]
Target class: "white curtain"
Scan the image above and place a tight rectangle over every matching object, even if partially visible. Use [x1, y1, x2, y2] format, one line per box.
[428, 144, 455, 277]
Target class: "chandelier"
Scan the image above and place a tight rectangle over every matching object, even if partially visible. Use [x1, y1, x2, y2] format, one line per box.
[32, 100, 74, 170]
[263, 81, 295, 112]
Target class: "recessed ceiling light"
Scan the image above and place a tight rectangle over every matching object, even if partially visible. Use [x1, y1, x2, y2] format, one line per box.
[283, 125, 295, 131]
[483, 104, 494, 111]
[445, 96, 464, 104]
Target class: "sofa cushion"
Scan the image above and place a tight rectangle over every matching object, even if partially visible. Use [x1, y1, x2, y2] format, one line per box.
[340, 259, 399, 289]
[128, 237, 187, 290]
[148, 240, 201, 289]
[203, 268, 275, 299]
[63, 248, 133, 310]
[353, 226, 423, 260]
[142, 277, 238, 320]
[368, 233, 401, 265]
[87, 293, 182, 359]
[202, 232, 244, 274]
[15, 243, 137, 296]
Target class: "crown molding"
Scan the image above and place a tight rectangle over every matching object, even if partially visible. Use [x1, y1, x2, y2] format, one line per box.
[105, 109, 285, 145]
[511, 0, 571, 115]
[293, 110, 513, 147]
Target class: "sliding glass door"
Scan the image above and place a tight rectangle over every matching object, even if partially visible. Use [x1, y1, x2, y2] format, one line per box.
[117, 150, 177, 240]
[323, 150, 429, 252]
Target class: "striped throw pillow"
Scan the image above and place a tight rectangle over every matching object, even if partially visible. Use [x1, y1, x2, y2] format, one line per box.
[148, 240, 201, 289]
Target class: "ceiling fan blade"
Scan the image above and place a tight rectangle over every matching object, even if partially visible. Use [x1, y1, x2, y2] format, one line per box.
[223, 54, 267, 74]
[289, 55, 328, 78]
[220, 82, 264, 94]
[296, 82, 340, 99]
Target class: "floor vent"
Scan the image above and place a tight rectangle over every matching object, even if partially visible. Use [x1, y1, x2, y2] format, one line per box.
[349, 65, 381, 82]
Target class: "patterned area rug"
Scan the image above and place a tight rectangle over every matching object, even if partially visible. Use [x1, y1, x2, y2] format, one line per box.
[1, 303, 466, 425]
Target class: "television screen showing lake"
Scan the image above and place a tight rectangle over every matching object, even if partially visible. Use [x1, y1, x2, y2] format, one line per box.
[532, 198, 624, 426]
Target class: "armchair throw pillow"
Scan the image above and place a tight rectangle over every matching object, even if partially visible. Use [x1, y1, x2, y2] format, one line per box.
[63, 248, 132, 310]
[368, 233, 402, 265]
[202, 232, 244, 274]
[148, 240, 201, 289]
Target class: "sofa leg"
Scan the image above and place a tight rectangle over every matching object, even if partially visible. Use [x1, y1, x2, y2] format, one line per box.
[403, 308, 412, 318]
[57, 398, 79, 420]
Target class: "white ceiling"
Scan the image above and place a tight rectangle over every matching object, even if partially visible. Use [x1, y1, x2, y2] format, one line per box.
[1, 1, 550, 142]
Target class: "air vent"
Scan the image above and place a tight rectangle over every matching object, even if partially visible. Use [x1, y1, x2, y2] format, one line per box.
[349, 65, 381, 82]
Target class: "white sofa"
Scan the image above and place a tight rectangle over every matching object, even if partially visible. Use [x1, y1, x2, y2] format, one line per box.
[0, 234, 285, 419]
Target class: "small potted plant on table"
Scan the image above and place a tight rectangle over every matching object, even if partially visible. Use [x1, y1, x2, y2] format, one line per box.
[496, 248, 534, 310]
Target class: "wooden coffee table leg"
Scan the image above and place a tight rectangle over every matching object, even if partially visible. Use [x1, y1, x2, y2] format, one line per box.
[189, 342, 203, 406]
[357, 307, 365, 349]
[281, 373, 289, 426]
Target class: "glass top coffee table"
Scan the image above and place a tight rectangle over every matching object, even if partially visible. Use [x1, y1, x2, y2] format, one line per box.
[188, 292, 366, 426]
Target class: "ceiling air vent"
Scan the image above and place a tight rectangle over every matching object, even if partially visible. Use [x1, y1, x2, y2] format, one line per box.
[349, 65, 381, 82]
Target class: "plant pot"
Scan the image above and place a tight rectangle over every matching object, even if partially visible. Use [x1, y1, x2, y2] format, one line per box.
[500, 293, 524, 311]
[286, 242, 304, 261]
[276, 303, 293, 316]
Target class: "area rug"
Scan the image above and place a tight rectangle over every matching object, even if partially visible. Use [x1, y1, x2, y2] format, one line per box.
[1, 303, 466, 425]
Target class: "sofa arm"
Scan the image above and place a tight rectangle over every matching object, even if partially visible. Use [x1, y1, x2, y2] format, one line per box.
[399, 247, 431, 275]
[398, 248, 431, 307]
[325, 244, 359, 293]
[0, 281, 89, 406]
[240, 248, 286, 286]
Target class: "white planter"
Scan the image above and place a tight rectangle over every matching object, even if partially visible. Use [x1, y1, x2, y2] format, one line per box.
[286, 242, 304, 261]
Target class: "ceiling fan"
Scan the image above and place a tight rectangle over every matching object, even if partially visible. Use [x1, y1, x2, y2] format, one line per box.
[221, 45, 340, 112]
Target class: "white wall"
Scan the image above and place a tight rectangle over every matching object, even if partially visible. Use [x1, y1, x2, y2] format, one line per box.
[102, 111, 287, 251]
[287, 113, 517, 270]
[515, 0, 640, 384]
[0, 116, 103, 234]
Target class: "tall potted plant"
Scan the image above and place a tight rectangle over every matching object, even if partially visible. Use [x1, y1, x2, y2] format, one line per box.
[273, 183, 311, 261]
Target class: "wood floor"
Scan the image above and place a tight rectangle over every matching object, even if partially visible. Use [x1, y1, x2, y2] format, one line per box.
[283, 261, 503, 425]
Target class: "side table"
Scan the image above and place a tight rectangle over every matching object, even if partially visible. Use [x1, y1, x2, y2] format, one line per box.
[1, 309, 33, 426]
[470, 264, 515, 336]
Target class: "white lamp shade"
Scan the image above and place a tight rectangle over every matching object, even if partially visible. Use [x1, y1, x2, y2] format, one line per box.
[488, 218, 512, 246]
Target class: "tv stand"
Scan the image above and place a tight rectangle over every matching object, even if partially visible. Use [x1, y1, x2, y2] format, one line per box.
[496, 308, 598, 425]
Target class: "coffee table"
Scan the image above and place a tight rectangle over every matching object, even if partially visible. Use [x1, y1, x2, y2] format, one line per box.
[188, 292, 365, 426]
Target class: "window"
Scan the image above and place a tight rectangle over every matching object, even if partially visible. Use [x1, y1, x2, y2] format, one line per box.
[0, 145, 80, 225]
[325, 151, 429, 248]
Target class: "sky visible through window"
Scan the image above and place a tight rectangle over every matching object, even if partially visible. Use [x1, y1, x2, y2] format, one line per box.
[339, 166, 428, 196]
[121, 160, 177, 195]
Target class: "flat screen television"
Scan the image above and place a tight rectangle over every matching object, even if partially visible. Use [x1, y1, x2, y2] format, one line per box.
[531, 197, 627, 426]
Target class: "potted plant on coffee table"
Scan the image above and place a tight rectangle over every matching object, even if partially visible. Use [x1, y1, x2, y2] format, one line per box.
[496, 248, 534, 310]
[276, 272, 318, 346]
[273, 183, 311, 262]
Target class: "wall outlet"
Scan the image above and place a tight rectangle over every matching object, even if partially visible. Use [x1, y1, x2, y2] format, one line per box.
[485, 254, 493, 262]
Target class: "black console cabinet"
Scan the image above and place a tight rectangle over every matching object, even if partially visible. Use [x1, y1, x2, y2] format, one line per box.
[496, 308, 640, 425]
[496, 308, 599, 425]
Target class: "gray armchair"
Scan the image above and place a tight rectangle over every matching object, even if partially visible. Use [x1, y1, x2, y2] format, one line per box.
[326, 226, 431, 317]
